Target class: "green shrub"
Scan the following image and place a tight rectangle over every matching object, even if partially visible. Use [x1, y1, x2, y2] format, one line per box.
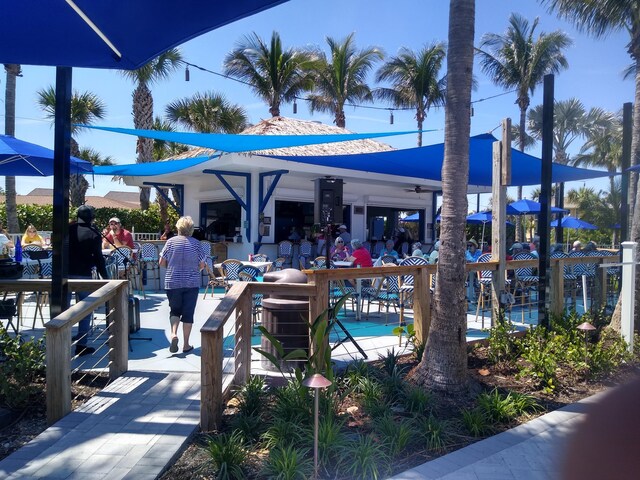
[204, 430, 247, 480]
[261, 418, 305, 450]
[415, 414, 449, 453]
[403, 385, 433, 415]
[379, 348, 404, 377]
[233, 375, 266, 417]
[0, 327, 46, 409]
[476, 388, 541, 424]
[461, 408, 490, 437]
[229, 413, 263, 445]
[374, 414, 414, 457]
[271, 379, 312, 423]
[262, 445, 313, 480]
[487, 315, 519, 364]
[392, 323, 425, 362]
[381, 365, 406, 403]
[588, 329, 631, 375]
[339, 434, 390, 480]
[314, 415, 348, 467]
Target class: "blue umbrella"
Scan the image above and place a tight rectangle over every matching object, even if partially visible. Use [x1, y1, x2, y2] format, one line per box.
[0, 135, 92, 176]
[507, 199, 568, 215]
[401, 212, 420, 222]
[550, 217, 597, 230]
[466, 211, 513, 247]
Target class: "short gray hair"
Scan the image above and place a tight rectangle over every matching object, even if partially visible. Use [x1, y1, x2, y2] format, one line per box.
[351, 239, 362, 250]
[176, 216, 195, 236]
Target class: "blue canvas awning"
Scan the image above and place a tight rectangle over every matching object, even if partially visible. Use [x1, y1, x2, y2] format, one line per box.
[267, 133, 613, 187]
[93, 156, 212, 176]
[81, 125, 423, 152]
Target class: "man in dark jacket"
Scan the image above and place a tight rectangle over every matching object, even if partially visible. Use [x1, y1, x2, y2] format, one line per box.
[69, 205, 108, 356]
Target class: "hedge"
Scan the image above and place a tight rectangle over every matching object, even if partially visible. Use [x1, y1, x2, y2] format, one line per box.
[1, 203, 178, 234]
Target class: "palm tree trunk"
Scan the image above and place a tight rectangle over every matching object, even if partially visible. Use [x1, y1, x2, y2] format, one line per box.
[4, 64, 21, 233]
[133, 84, 154, 210]
[515, 106, 527, 242]
[412, 0, 474, 393]
[417, 113, 424, 147]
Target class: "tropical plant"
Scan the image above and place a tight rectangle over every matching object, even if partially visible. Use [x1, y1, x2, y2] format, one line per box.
[307, 33, 383, 128]
[461, 407, 490, 437]
[477, 13, 571, 240]
[375, 43, 446, 146]
[415, 414, 449, 453]
[374, 414, 414, 457]
[121, 48, 183, 210]
[233, 375, 267, 417]
[542, 0, 640, 331]
[403, 384, 433, 415]
[313, 415, 347, 468]
[204, 430, 248, 480]
[165, 91, 248, 133]
[3, 64, 21, 233]
[339, 434, 390, 480]
[36, 86, 109, 207]
[261, 418, 306, 450]
[262, 445, 313, 480]
[223, 31, 315, 117]
[566, 185, 619, 245]
[413, 0, 475, 394]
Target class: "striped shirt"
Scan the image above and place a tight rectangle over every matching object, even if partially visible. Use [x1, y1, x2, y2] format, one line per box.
[160, 235, 205, 290]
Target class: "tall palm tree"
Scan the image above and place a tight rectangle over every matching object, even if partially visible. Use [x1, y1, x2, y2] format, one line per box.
[476, 13, 572, 240]
[165, 92, 248, 133]
[542, 0, 640, 331]
[36, 86, 108, 207]
[4, 64, 21, 234]
[307, 33, 383, 128]
[413, 0, 475, 394]
[122, 48, 182, 210]
[375, 44, 446, 146]
[223, 31, 315, 117]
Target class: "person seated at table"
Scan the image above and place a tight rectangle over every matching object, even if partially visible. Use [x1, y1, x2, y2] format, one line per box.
[551, 243, 564, 254]
[584, 241, 598, 252]
[428, 240, 440, 264]
[160, 221, 175, 240]
[507, 242, 524, 261]
[0, 221, 15, 253]
[22, 224, 45, 246]
[571, 240, 582, 252]
[347, 239, 373, 268]
[102, 217, 135, 249]
[380, 239, 399, 259]
[337, 224, 351, 244]
[330, 237, 350, 261]
[465, 239, 481, 262]
[411, 241, 425, 257]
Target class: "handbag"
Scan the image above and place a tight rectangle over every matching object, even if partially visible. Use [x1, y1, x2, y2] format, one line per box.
[0, 298, 17, 317]
[0, 259, 24, 280]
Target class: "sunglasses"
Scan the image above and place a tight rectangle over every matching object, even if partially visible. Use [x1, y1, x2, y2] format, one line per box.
[109, 221, 119, 225]
[336, 241, 344, 244]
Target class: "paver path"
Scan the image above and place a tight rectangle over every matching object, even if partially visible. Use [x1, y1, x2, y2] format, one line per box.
[0, 371, 200, 480]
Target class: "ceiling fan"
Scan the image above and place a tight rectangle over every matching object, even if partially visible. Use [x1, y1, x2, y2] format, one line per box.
[405, 185, 427, 194]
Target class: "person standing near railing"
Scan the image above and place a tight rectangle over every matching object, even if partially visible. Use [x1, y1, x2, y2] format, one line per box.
[159, 216, 206, 355]
[69, 205, 108, 356]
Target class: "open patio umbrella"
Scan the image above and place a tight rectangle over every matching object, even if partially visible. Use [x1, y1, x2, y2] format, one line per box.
[550, 216, 597, 230]
[401, 212, 420, 222]
[507, 199, 568, 215]
[466, 211, 514, 247]
[0, 135, 92, 176]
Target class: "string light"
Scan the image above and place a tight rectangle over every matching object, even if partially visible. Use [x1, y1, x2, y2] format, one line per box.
[389, 110, 394, 125]
[185, 65, 190, 82]
[293, 99, 297, 114]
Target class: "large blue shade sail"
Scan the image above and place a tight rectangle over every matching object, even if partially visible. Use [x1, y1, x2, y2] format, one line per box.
[93, 156, 212, 176]
[0, 135, 92, 176]
[81, 125, 422, 152]
[1, 0, 289, 69]
[268, 133, 613, 186]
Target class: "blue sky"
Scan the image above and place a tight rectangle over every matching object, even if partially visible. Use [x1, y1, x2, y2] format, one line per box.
[1, 0, 633, 210]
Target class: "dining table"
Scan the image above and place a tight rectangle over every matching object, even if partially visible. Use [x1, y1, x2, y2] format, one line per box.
[213, 260, 273, 272]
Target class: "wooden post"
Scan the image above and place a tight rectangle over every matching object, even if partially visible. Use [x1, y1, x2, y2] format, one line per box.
[551, 258, 564, 316]
[235, 288, 252, 386]
[201, 328, 223, 432]
[110, 283, 129, 379]
[308, 272, 328, 357]
[46, 324, 71, 424]
[491, 122, 509, 324]
[412, 266, 430, 344]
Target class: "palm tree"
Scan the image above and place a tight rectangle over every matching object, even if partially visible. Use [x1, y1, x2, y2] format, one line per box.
[307, 33, 384, 128]
[542, 0, 640, 331]
[375, 43, 446, 146]
[476, 13, 572, 240]
[223, 31, 315, 117]
[165, 92, 248, 133]
[413, 0, 475, 394]
[36, 86, 108, 207]
[122, 48, 183, 210]
[4, 64, 21, 234]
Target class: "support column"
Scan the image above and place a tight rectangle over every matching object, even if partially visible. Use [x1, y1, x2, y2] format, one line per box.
[621, 242, 636, 352]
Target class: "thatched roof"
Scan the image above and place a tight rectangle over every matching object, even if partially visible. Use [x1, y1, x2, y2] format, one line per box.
[165, 116, 394, 160]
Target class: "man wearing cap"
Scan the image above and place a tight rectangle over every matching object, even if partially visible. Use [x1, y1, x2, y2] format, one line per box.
[102, 217, 135, 250]
[337, 224, 351, 244]
[69, 205, 108, 356]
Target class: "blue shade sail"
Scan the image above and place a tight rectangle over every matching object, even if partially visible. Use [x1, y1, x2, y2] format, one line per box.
[93, 156, 212, 176]
[550, 217, 597, 230]
[0, 0, 290, 69]
[0, 135, 92, 177]
[81, 125, 423, 152]
[267, 133, 614, 187]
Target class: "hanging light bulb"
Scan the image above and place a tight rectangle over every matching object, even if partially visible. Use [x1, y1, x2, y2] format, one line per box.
[470, 105, 474, 117]
[389, 110, 394, 125]
[293, 99, 298, 114]
[185, 65, 190, 82]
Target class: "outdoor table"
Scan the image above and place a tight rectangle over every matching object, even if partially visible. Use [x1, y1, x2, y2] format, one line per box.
[213, 260, 272, 271]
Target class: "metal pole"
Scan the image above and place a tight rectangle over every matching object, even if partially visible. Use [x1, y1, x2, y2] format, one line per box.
[621, 103, 632, 243]
[538, 74, 554, 329]
[621, 242, 636, 352]
[313, 389, 319, 479]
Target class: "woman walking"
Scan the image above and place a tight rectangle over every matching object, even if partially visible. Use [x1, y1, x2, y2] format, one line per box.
[159, 216, 206, 354]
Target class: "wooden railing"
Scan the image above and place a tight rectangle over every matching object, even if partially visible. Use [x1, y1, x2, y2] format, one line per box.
[199, 255, 620, 431]
[0, 279, 129, 424]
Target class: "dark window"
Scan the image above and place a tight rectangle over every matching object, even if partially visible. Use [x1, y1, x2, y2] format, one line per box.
[200, 200, 241, 241]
